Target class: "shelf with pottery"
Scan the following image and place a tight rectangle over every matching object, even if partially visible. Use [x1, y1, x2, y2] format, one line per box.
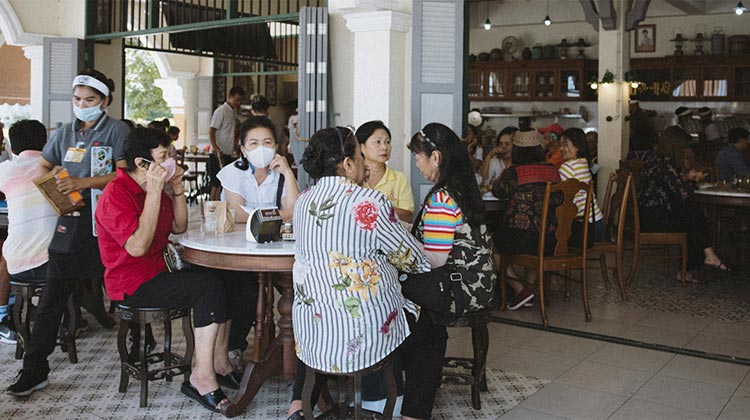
[480, 113, 583, 119]
[468, 58, 597, 102]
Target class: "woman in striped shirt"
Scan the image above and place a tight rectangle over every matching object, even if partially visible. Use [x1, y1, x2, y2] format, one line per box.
[288, 127, 435, 420]
[559, 128, 604, 245]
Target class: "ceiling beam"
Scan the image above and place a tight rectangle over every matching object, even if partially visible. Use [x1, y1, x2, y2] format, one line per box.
[662, 0, 705, 15]
[599, 0, 617, 30]
[580, 0, 600, 31]
[625, 0, 651, 30]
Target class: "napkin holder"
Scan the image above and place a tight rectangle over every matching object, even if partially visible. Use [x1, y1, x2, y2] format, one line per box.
[242, 206, 282, 243]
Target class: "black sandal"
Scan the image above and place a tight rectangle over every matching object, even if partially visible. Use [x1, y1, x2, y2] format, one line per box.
[216, 371, 243, 389]
[180, 381, 229, 413]
[287, 409, 304, 420]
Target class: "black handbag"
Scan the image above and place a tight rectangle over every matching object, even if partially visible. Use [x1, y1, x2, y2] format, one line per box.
[48, 215, 81, 254]
[400, 266, 466, 325]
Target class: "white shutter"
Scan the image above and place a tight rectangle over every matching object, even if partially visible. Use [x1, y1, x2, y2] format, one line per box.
[410, 0, 464, 204]
[42, 38, 84, 133]
[195, 76, 213, 144]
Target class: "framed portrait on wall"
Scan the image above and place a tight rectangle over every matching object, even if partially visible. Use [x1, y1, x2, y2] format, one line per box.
[635, 24, 656, 53]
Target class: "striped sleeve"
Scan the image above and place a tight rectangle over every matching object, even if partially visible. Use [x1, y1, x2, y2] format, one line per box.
[422, 191, 463, 253]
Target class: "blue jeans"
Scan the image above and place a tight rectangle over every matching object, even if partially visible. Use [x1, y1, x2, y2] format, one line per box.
[11, 262, 49, 284]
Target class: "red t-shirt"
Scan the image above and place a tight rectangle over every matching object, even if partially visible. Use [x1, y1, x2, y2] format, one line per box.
[95, 168, 174, 301]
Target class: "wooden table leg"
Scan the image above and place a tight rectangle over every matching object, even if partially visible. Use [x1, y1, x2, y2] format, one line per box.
[252, 274, 267, 363]
[220, 271, 296, 417]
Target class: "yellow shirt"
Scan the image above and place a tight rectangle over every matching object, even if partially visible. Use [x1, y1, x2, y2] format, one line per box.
[366, 165, 415, 212]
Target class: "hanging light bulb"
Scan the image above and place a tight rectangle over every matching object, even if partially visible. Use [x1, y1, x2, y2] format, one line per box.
[590, 82, 598, 90]
[544, 0, 552, 25]
[736, 1, 746, 15]
[484, 18, 492, 30]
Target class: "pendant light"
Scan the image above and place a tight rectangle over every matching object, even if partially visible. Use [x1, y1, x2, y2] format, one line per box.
[544, 0, 551, 26]
[484, 1, 492, 30]
[736, 1, 746, 15]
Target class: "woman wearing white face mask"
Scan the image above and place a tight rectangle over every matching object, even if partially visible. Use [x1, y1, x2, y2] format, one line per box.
[217, 116, 299, 222]
[8, 69, 130, 397]
[215, 116, 300, 367]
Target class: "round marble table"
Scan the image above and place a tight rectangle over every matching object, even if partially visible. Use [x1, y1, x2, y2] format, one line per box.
[179, 227, 296, 418]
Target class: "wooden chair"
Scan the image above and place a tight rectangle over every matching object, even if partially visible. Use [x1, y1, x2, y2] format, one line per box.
[176, 148, 202, 204]
[302, 353, 397, 420]
[587, 170, 633, 301]
[442, 309, 491, 410]
[619, 162, 688, 286]
[499, 179, 594, 328]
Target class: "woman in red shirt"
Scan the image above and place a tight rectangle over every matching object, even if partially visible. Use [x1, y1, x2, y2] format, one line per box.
[95, 128, 237, 413]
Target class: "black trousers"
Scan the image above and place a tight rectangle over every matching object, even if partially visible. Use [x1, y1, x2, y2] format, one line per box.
[24, 208, 103, 372]
[291, 310, 447, 420]
[121, 269, 228, 328]
[640, 202, 711, 270]
[217, 270, 259, 352]
[208, 153, 235, 187]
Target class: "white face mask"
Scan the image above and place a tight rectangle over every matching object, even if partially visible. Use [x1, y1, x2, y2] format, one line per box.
[245, 146, 275, 168]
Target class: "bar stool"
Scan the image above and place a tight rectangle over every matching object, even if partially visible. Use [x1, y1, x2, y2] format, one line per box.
[10, 279, 78, 363]
[116, 304, 194, 407]
[302, 354, 397, 420]
[442, 309, 491, 410]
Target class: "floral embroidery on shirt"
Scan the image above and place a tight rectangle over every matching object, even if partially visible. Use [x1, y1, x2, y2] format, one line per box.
[388, 206, 398, 224]
[343, 296, 362, 319]
[352, 199, 378, 231]
[328, 251, 357, 273]
[313, 313, 322, 323]
[348, 259, 381, 302]
[308, 196, 337, 227]
[386, 242, 417, 272]
[295, 284, 315, 306]
[380, 310, 398, 335]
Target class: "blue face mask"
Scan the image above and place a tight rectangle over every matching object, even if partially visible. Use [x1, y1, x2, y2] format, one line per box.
[73, 104, 104, 122]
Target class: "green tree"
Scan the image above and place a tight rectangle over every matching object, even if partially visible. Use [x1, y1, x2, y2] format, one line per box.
[124, 49, 172, 124]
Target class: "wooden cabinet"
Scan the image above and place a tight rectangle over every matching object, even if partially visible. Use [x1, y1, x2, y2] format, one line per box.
[629, 56, 750, 101]
[468, 59, 596, 101]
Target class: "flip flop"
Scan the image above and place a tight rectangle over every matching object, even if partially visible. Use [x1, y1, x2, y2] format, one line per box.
[180, 381, 229, 413]
[676, 271, 703, 284]
[705, 260, 732, 272]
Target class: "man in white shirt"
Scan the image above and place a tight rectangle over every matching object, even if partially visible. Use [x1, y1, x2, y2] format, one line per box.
[480, 127, 516, 187]
[209, 86, 245, 200]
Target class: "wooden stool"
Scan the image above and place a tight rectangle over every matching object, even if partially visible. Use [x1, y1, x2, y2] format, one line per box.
[302, 354, 397, 420]
[116, 304, 194, 407]
[442, 309, 491, 410]
[10, 279, 78, 363]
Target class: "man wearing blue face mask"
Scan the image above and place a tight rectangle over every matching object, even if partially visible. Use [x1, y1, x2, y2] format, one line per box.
[8, 69, 129, 397]
[215, 116, 300, 368]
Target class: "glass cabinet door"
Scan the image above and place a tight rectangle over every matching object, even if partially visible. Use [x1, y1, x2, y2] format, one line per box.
[510, 70, 531, 98]
[559, 70, 580, 98]
[734, 67, 750, 97]
[487, 70, 506, 98]
[702, 66, 728, 98]
[534, 71, 555, 99]
[468, 68, 483, 98]
[671, 68, 699, 98]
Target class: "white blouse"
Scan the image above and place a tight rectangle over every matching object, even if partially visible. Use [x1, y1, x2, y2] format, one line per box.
[293, 176, 430, 374]
[217, 164, 286, 210]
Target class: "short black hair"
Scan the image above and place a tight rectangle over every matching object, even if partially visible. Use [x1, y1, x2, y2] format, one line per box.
[496, 126, 518, 144]
[355, 120, 391, 144]
[124, 127, 172, 172]
[229, 86, 246, 97]
[8, 119, 47, 154]
[167, 126, 180, 137]
[75, 68, 115, 104]
[560, 127, 589, 161]
[302, 127, 358, 180]
[728, 127, 749, 144]
[250, 95, 270, 113]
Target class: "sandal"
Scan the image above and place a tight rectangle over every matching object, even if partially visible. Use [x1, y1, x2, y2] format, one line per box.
[705, 259, 732, 272]
[676, 271, 703, 284]
[287, 409, 305, 420]
[216, 371, 243, 390]
[180, 381, 229, 413]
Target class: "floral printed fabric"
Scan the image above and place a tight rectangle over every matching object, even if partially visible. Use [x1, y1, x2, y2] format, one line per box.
[293, 176, 430, 373]
[638, 155, 694, 212]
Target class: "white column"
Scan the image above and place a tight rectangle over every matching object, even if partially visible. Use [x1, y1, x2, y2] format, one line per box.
[344, 10, 410, 173]
[22, 45, 43, 122]
[596, 0, 630, 199]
